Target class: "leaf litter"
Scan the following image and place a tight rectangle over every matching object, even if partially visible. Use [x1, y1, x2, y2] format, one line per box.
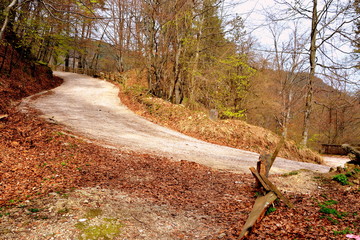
[0, 108, 359, 239]
[0, 69, 359, 239]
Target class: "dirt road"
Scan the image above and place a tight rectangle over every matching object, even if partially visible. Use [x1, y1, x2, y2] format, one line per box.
[20, 72, 333, 174]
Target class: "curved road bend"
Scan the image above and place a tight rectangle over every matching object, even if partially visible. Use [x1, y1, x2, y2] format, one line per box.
[20, 71, 334, 174]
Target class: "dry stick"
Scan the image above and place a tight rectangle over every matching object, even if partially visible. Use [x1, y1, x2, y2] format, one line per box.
[269, 136, 285, 171]
[239, 192, 277, 239]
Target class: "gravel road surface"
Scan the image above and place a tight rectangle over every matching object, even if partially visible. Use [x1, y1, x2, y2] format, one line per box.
[20, 72, 334, 174]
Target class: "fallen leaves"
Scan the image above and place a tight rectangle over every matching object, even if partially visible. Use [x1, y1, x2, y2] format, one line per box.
[0, 109, 358, 239]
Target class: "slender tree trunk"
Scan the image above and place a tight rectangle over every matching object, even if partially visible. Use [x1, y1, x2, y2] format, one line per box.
[301, 0, 318, 147]
[72, 49, 76, 72]
[173, 43, 183, 104]
[145, 8, 159, 95]
[117, 0, 125, 72]
[0, 0, 17, 40]
[90, 22, 108, 71]
[65, 52, 70, 72]
[175, 71, 183, 104]
[282, 90, 293, 138]
[189, 17, 203, 107]
[169, 14, 183, 104]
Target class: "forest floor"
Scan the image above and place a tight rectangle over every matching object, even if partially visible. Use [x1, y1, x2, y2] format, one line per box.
[0, 71, 359, 239]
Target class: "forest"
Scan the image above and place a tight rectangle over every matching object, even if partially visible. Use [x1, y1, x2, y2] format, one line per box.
[1, 0, 359, 150]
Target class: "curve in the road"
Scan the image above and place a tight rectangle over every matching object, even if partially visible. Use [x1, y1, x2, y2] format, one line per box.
[20, 71, 331, 174]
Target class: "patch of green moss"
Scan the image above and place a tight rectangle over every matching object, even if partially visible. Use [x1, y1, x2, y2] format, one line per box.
[332, 174, 349, 185]
[333, 227, 353, 236]
[75, 218, 123, 240]
[85, 208, 103, 219]
[281, 171, 299, 177]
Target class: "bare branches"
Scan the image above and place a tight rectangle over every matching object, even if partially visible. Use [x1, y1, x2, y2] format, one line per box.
[265, 0, 358, 146]
[39, 0, 103, 20]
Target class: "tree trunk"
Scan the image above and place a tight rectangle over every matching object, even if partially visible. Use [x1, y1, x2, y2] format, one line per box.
[301, 0, 318, 147]
[169, 15, 183, 104]
[282, 90, 293, 138]
[189, 17, 203, 107]
[65, 51, 70, 72]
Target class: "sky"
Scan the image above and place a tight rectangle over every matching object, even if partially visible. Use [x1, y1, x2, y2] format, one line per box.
[228, 0, 278, 47]
[225, 0, 359, 89]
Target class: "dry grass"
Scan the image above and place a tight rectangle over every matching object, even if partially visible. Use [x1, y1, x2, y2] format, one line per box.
[115, 70, 323, 164]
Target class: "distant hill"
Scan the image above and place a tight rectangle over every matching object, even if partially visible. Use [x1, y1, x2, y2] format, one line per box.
[244, 68, 360, 150]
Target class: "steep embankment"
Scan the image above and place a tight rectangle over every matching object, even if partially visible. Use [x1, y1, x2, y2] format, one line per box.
[117, 70, 323, 164]
[0, 44, 62, 113]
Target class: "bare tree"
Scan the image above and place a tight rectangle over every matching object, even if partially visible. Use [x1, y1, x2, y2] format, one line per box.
[268, 21, 308, 138]
[270, 0, 357, 147]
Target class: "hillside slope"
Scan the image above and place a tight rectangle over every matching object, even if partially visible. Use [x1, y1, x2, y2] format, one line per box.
[0, 44, 62, 113]
[116, 70, 323, 164]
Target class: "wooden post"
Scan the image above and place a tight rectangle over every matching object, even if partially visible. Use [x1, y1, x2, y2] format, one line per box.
[250, 167, 270, 191]
[239, 192, 277, 239]
[240, 136, 293, 239]
[259, 173, 294, 208]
